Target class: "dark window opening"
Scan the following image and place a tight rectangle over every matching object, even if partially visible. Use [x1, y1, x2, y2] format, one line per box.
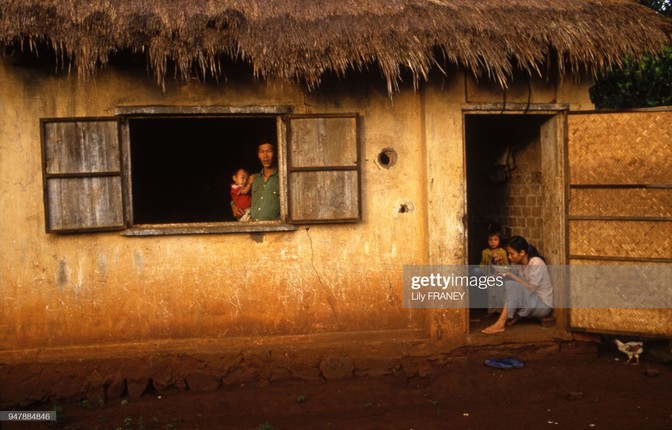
[129, 117, 277, 224]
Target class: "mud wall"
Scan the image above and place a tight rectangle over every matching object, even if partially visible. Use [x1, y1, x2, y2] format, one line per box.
[0, 58, 590, 357]
[0, 61, 432, 352]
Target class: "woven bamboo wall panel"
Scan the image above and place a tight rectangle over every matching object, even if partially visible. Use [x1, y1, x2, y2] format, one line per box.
[569, 188, 672, 217]
[569, 220, 671, 258]
[568, 111, 672, 336]
[571, 308, 672, 336]
[568, 111, 672, 184]
[568, 260, 666, 266]
[567, 262, 671, 307]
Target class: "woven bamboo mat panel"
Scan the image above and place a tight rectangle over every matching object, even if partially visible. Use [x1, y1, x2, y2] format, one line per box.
[568, 261, 671, 301]
[569, 220, 671, 258]
[571, 308, 672, 336]
[569, 188, 672, 218]
[568, 261, 672, 335]
[569, 260, 667, 266]
[568, 111, 672, 184]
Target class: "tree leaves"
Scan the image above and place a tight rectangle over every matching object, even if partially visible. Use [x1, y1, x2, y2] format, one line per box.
[589, 0, 672, 108]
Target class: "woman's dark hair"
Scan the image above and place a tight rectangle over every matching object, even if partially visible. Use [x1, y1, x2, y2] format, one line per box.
[507, 235, 542, 260]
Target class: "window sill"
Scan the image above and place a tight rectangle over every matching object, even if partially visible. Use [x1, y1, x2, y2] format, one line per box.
[122, 222, 298, 236]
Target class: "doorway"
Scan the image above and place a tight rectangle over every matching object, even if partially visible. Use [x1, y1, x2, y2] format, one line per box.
[464, 112, 566, 332]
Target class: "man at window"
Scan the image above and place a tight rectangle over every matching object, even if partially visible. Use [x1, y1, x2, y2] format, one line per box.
[232, 142, 280, 221]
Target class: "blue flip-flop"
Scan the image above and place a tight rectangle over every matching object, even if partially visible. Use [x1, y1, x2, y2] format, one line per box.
[484, 358, 513, 369]
[501, 357, 524, 368]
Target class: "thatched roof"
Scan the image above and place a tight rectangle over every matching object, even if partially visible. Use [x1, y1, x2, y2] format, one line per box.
[1, 0, 671, 91]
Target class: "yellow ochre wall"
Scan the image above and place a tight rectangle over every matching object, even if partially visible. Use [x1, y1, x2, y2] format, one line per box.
[0, 60, 592, 354]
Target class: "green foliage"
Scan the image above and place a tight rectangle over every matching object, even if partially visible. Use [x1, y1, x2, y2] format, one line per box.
[590, 47, 672, 108]
[638, 0, 671, 16]
[589, 0, 672, 108]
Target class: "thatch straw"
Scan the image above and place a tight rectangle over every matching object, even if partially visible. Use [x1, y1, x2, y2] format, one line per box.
[1, 0, 671, 91]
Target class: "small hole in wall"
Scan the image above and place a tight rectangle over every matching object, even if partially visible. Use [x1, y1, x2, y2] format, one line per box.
[394, 199, 415, 215]
[379, 152, 391, 165]
[377, 148, 397, 168]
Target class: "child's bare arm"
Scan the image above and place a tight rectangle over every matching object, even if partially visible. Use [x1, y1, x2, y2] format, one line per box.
[240, 174, 255, 194]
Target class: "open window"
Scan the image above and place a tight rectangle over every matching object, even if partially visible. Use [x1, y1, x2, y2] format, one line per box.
[40, 110, 361, 234]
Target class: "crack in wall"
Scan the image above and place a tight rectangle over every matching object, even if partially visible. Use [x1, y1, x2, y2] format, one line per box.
[305, 228, 338, 319]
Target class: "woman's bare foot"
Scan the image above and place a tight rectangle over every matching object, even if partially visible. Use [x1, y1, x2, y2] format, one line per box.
[481, 323, 505, 334]
[506, 315, 520, 326]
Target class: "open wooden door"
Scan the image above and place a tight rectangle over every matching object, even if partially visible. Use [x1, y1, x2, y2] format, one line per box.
[567, 109, 672, 336]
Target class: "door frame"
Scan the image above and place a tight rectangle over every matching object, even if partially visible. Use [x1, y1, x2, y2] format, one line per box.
[462, 104, 570, 333]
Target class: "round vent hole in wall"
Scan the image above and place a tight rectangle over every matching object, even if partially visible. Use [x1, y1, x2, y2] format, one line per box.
[377, 148, 398, 168]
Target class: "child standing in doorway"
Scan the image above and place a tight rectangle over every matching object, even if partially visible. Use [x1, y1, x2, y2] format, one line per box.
[480, 223, 509, 269]
[480, 223, 509, 313]
[230, 168, 253, 222]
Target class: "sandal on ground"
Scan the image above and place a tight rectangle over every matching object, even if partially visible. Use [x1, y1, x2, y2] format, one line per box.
[484, 358, 513, 369]
[501, 357, 524, 368]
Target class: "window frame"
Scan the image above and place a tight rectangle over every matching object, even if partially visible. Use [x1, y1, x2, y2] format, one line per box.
[41, 107, 362, 235]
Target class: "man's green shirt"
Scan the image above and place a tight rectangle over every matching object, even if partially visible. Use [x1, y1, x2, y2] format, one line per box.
[251, 169, 280, 221]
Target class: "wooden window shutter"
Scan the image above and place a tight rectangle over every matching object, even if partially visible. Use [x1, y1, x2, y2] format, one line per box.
[41, 118, 125, 232]
[286, 114, 361, 223]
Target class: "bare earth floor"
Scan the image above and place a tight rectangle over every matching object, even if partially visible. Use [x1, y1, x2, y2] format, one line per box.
[3, 346, 671, 430]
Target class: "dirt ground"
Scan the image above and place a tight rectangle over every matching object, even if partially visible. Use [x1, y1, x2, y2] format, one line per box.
[3, 343, 671, 430]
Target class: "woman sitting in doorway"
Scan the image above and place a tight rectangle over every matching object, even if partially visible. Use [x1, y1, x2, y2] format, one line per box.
[481, 235, 553, 334]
